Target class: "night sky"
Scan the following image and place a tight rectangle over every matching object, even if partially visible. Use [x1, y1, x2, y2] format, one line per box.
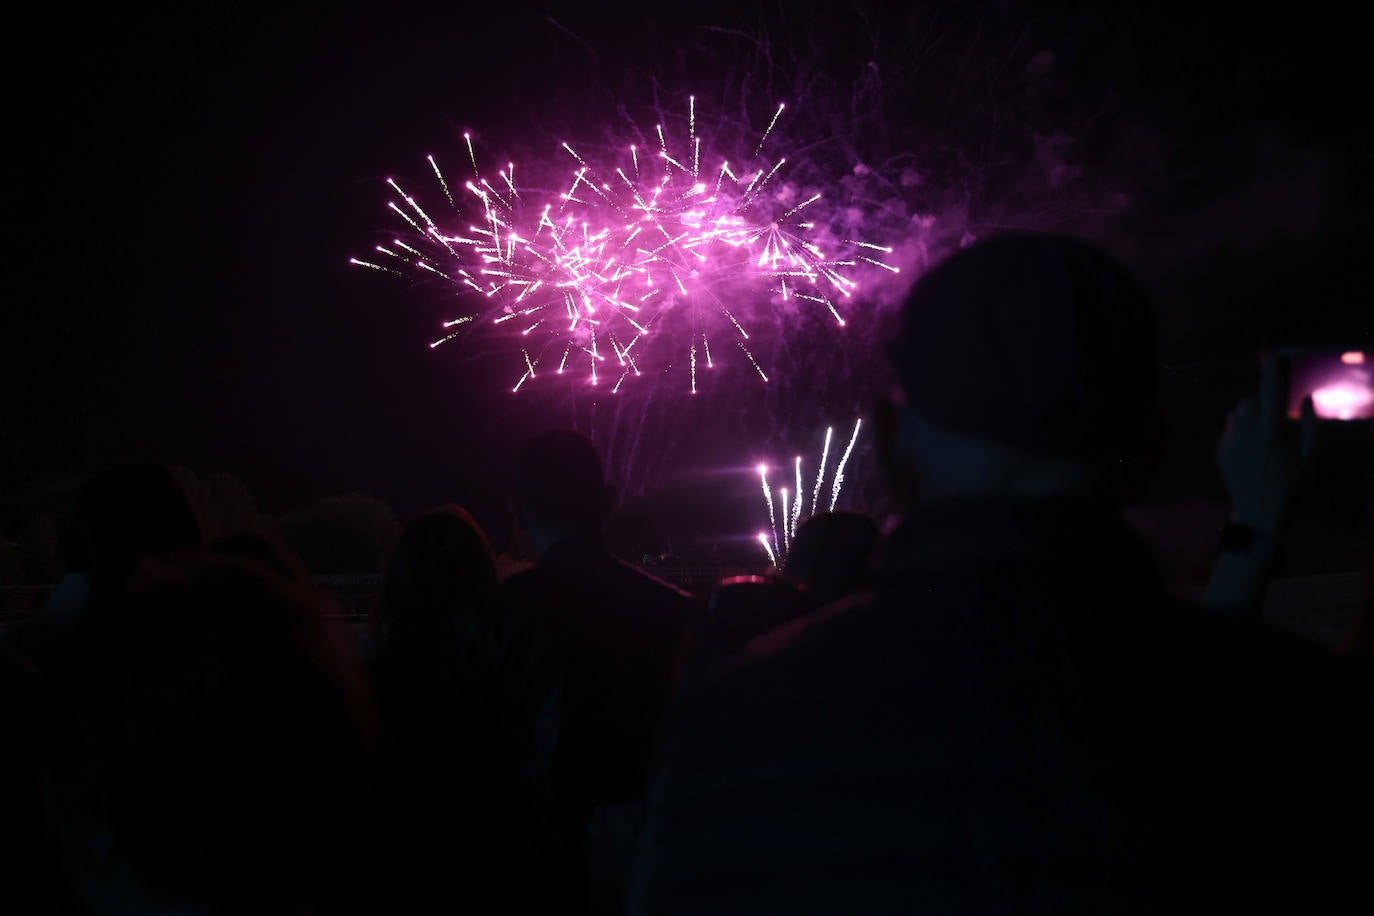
[4, 2, 1369, 548]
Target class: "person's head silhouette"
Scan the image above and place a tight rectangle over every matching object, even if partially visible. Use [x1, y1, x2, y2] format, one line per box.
[382, 504, 496, 637]
[513, 430, 613, 557]
[878, 233, 1161, 507]
[62, 464, 202, 607]
[786, 511, 880, 604]
[42, 553, 372, 913]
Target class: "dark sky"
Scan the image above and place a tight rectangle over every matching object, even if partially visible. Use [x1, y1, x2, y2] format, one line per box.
[4, 2, 1369, 543]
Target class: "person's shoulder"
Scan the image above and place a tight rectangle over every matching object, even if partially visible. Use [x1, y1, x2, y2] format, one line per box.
[609, 555, 694, 602]
[498, 564, 537, 588]
[490, 566, 554, 629]
[720, 588, 876, 679]
[496, 562, 545, 598]
[668, 591, 878, 754]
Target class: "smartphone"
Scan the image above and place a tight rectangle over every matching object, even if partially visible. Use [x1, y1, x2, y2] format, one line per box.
[1276, 347, 1374, 420]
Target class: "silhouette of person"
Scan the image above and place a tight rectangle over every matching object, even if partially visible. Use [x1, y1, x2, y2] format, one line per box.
[369, 504, 524, 913]
[8, 465, 202, 669]
[38, 553, 374, 915]
[668, 510, 880, 693]
[786, 510, 880, 605]
[499, 429, 695, 911]
[670, 573, 812, 700]
[630, 233, 1374, 915]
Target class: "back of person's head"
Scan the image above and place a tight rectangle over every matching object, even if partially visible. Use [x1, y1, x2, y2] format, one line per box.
[513, 429, 611, 542]
[42, 554, 373, 913]
[62, 464, 202, 603]
[382, 504, 496, 638]
[886, 233, 1160, 503]
[786, 511, 880, 604]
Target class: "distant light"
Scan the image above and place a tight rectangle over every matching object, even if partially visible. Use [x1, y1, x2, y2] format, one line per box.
[1341, 351, 1366, 365]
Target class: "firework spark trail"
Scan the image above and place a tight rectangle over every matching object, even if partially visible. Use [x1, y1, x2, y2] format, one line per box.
[428, 314, 475, 348]
[811, 425, 833, 516]
[464, 132, 478, 178]
[427, 155, 454, 207]
[753, 420, 861, 566]
[352, 96, 897, 396]
[759, 464, 780, 559]
[386, 200, 424, 236]
[429, 329, 466, 348]
[739, 341, 769, 383]
[829, 417, 863, 512]
[755, 102, 785, 155]
[757, 532, 777, 567]
[349, 257, 404, 278]
[780, 488, 791, 556]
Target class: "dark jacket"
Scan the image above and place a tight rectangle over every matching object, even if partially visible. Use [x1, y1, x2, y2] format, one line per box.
[631, 496, 1374, 914]
[499, 535, 695, 814]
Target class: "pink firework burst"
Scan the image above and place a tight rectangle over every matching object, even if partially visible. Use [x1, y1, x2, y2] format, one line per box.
[350, 98, 898, 396]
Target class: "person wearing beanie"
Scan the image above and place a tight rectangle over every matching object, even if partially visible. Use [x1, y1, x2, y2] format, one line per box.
[629, 234, 1374, 915]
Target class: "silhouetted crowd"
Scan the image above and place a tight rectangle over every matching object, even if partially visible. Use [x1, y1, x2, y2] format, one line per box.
[2, 234, 1372, 914]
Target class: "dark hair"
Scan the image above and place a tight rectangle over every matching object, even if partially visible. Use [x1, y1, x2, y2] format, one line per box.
[42, 554, 374, 911]
[382, 504, 496, 637]
[786, 511, 880, 604]
[369, 507, 519, 912]
[61, 465, 201, 602]
[513, 429, 609, 532]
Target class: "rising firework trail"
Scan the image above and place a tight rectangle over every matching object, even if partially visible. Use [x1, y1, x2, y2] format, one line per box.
[351, 97, 897, 398]
[759, 463, 780, 559]
[829, 417, 863, 512]
[810, 425, 833, 518]
[756, 418, 862, 566]
[757, 532, 778, 567]
[780, 488, 791, 556]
